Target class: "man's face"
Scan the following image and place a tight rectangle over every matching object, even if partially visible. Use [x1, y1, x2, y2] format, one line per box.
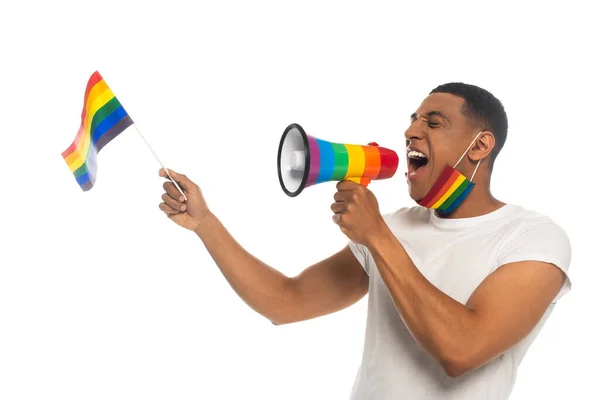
[404, 92, 475, 201]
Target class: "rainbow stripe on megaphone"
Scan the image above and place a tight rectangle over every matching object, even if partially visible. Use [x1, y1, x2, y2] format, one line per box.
[304, 137, 398, 186]
[278, 123, 399, 197]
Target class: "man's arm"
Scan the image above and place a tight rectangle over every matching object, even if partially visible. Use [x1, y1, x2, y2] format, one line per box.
[331, 180, 568, 378]
[158, 169, 368, 326]
[196, 213, 368, 325]
[369, 229, 565, 377]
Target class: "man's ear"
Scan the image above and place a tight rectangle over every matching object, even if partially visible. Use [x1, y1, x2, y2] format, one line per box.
[469, 130, 495, 161]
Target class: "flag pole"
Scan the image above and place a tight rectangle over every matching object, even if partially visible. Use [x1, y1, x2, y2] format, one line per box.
[132, 124, 188, 201]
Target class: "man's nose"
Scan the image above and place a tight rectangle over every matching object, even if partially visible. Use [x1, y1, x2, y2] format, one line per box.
[404, 122, 425, 143]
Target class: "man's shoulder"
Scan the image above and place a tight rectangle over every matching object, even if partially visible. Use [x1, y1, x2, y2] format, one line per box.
[495, 204, 572, 296]
[493, 205, 571, 269]
[503, 204, 568, 236]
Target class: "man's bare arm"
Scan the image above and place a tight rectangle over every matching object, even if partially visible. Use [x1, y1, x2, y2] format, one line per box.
[331, 180, 567, 378]
[158, 169, 368, 325]
[196, 212, 368, 325]
[368, 227, 565, 377]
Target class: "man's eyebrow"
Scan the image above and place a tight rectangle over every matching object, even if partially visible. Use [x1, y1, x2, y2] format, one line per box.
[426, 111, 450, 123]
[410, 111, 450, 124]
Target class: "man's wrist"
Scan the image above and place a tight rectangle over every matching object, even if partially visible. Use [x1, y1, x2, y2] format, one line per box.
[365, 219, 396, 253]
[193, 210, 216, 237]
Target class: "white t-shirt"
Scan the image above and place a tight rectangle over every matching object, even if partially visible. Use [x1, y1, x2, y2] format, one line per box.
[348, 204, 571, 400]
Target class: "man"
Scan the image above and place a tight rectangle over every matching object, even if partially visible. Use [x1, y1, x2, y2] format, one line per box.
[158, 83, 571, 399]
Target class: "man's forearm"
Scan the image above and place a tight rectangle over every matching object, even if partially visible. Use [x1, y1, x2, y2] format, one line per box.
[194, 212, 292, 323]
[367, 226, 478, 372]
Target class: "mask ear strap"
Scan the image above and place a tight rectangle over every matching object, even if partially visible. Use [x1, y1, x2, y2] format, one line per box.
[453, 131, 483, 169]
[470, 159, 481, 181]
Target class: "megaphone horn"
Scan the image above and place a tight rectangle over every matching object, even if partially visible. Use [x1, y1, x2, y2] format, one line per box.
[277, 123, 399, 197]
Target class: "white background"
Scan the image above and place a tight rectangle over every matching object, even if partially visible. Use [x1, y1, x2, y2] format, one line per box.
[0, 1, 597, 399]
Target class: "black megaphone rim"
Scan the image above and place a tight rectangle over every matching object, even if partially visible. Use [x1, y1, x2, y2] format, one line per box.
[277, 123, 311, 197]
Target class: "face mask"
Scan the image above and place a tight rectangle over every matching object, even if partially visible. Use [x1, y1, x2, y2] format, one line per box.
[417, 132, 482, 217]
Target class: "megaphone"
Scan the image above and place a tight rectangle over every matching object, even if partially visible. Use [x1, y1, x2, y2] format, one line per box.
[277, 123, 399, 197]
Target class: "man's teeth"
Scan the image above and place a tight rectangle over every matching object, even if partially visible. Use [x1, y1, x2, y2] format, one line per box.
[407, 150, 427, 178]
[407, 150, 427, 159]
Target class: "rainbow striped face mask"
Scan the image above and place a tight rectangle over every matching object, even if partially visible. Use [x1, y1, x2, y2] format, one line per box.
[417, 131, 482, 217]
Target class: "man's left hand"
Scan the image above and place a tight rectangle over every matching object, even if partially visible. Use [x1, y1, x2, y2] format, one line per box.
[331, 180, 387, 246]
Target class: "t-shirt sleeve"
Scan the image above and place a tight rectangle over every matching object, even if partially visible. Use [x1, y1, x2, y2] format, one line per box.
[496, 220, 572, 304]
[348, 240, 371, 276]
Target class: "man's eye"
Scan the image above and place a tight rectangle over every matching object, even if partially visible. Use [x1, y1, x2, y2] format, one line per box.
[428, 121, 440, 128]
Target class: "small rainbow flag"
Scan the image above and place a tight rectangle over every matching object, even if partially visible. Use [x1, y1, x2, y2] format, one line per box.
[62, 71, 133, 191]
[417, 165, 475, 216]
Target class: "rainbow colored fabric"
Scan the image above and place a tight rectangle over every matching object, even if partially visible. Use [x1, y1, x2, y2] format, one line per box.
[62, 71, 133, 191]
[417, 165, 475, 216]
[305, 137, 398, 187]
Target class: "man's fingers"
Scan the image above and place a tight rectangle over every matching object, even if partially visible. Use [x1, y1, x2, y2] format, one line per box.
[331, 202, 345, 214]
[334, 190, 354, 202]
[163, 181, 186, 202]
[332, 213, 341, 224]
[336, 180, 360, 191]
[334, 191, 343, 202]
[159, 202, 179, 215]
[159, 168, 194, 192]
[162, 193, 187, 212]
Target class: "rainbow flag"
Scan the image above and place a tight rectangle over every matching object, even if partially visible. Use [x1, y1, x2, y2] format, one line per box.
[62, 71, 133, 191]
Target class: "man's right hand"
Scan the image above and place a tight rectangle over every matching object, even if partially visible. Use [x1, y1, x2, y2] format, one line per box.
[158, 168, 211, 232]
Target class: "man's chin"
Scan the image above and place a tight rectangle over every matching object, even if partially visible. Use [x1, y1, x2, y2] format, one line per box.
[408, 194, 425, 204]
[407, 185, 425, 203]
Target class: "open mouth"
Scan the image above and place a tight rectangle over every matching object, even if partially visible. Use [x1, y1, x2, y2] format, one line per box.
[407, 150, 429, 178]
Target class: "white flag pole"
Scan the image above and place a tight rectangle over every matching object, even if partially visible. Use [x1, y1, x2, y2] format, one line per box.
[131, 124, 188, 201]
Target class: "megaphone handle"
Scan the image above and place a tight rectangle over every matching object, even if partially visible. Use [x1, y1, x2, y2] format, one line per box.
[346, 177, 371, 187]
